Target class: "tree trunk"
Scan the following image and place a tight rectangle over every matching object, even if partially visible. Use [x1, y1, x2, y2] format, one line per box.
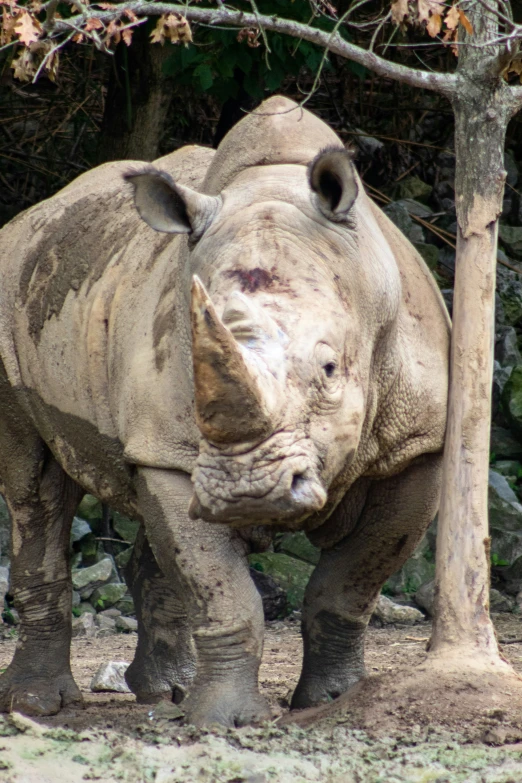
[430, 4, 520, 667]
[97, 27, 174, 163]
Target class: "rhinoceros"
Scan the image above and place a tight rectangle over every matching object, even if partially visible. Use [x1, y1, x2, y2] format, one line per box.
[0, 95, 449, 727]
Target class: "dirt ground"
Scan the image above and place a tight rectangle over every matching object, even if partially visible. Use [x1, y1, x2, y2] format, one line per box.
[2, 615, 522, 781]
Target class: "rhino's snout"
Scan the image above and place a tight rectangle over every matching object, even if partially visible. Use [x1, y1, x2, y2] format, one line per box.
[189, 434, 327, 526]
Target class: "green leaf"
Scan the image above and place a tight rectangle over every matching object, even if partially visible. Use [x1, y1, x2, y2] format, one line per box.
[194, 63, 214, 91]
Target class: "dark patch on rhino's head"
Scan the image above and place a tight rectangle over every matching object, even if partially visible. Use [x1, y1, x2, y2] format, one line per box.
[224, 268, 277, 294]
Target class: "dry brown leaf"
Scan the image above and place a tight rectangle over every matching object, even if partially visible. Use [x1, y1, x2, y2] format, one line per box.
[72, 31, 83, 42]
[84, 17, 103, 31]
[123, 8, 137, 22]
[458, 9, 473, 35]
[46, 47, 59, 81]
[14, 10, 41, 45]
[237, 27, 260, 47]
[122, 27, 132, 46]
[105, 17, 121, 45]
[417, 0, 444, 24]
[391, 0, 409, 25]
[11, 47, 35, 81]
[444, 5, 459, 31]
[451, 26, 458, 57]
[150, 13, 192, 45]
[426, 12, 441, 37]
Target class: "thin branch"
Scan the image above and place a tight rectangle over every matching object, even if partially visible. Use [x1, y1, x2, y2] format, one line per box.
[53, 3, 460, 97]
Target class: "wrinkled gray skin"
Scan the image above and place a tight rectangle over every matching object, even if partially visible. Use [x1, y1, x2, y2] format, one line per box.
[0, 97, 449, 726]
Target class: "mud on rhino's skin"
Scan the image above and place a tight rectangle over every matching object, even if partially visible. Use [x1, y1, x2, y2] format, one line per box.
[0, 95, 449, 727]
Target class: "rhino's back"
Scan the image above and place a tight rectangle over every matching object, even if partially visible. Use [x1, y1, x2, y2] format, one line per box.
[0, 145, 214, 503]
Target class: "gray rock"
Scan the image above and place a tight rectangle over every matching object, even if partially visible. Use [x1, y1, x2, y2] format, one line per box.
[493, 360, 512, 403]
[494, 460, 522, 478]
[72, 558, 113, 599]
[505, 150, 519, 187]
[248, 553, 314, 612]
[72, 590, 81, 608]
[496, 326, 522, 369]
[0, 566, 9, 607]
[489, 588, 514, 613]
[112, 513, 140, 544]
[415, 579, 435, 616]
[95, 614, 117, 636]
[90, 661, 131, 693]
[394, 198, 433, 219]
[91, 582, 128, 610]
[394, 175, 432, 203]
[115, 616, 138, 633]
[386, 538, 435, 597]
[70, 516, 92, 542]
[489, 469, 522, 564]
[276, 532, 320, 565]
[115, 545, 134, 570]
[115, 595, 135, 616]
[497, 265, 522, 326]
[502, 366, 522, 439]
[249, 567, 287, 621]
[383, 202, 424, 243]
[499, 225, 522, 260]
[76, 601, 97, 616]
[373, 594, 424, 625]
[72, 612, 96, 638]
[76, 494, 102, 524]
[98, 607, 121, 618]
[490, 425, 522, 459]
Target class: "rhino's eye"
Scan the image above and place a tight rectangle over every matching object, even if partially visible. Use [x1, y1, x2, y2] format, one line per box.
[323, 362, 336, 378]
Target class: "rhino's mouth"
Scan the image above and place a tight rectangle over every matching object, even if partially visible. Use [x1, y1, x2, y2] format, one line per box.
[189, 431, 327, 527]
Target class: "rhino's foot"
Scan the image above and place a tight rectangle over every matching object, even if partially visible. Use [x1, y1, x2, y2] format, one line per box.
[291, 670, 364, 710]
[0, 668, 83, 716]
[182, 680, 271, 728]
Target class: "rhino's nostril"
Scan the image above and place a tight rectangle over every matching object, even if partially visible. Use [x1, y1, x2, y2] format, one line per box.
[291, 473, 306, 492]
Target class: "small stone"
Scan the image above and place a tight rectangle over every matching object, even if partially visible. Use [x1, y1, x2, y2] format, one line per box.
[98, 607, 121, 618]
[112, 513, 140, 544]
[394, 175, 432, 203]
[91, 583, 128, 610]
[72, 590, 81, 608]
[276, 532, 320, 565]
[94, 615, 117, 635]
[76, 601, 96, 616]
[499, 225, 522, 260]
[489, 588, 514, 613]
[249, 568, 287, 621]
[415, 579, 435, 616]
[72, 613, 96, 638]
[0, 566, 9, 606]
[491, 425, 522, 459]
[115, 595, 135, 616]
[373, 594, 424, 625]
[115, 546, 134, 570]
[76, 494, 102, 523]
[70, 516, 92, 543]
[90, 661, 131, 693]
[72, 558, 113, 598]
[115, 616, 138, 633]
[150, 701, 184, 720]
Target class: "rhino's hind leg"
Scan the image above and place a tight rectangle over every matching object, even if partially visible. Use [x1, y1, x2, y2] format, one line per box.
[124, 525, 196, 703]
[292, 454, 443, 710]
[136, 467, 270, 728]
[0, 382, 83, 716]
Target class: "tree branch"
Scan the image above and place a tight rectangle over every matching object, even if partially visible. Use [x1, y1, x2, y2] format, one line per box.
[54, 2, 459, 97]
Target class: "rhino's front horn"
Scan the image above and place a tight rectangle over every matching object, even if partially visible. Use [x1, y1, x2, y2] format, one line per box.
[191, 276, 273, 445]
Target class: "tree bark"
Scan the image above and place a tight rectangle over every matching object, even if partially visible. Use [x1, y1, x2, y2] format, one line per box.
[430, 3, 520, 665]
[97, 26, 174, 163]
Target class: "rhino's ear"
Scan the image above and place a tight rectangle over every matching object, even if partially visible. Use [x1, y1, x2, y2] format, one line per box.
[309, 148, 358, 220]
[124, 167, 220, 236]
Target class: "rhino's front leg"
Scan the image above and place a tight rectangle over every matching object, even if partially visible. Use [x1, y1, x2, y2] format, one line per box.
[292, 454, 442, 709]
[124, 525, 196, 704]
[136, 467, 270, 727]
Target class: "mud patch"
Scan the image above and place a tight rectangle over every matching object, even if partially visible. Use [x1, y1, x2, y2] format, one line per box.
[2, 616, 522, 781]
